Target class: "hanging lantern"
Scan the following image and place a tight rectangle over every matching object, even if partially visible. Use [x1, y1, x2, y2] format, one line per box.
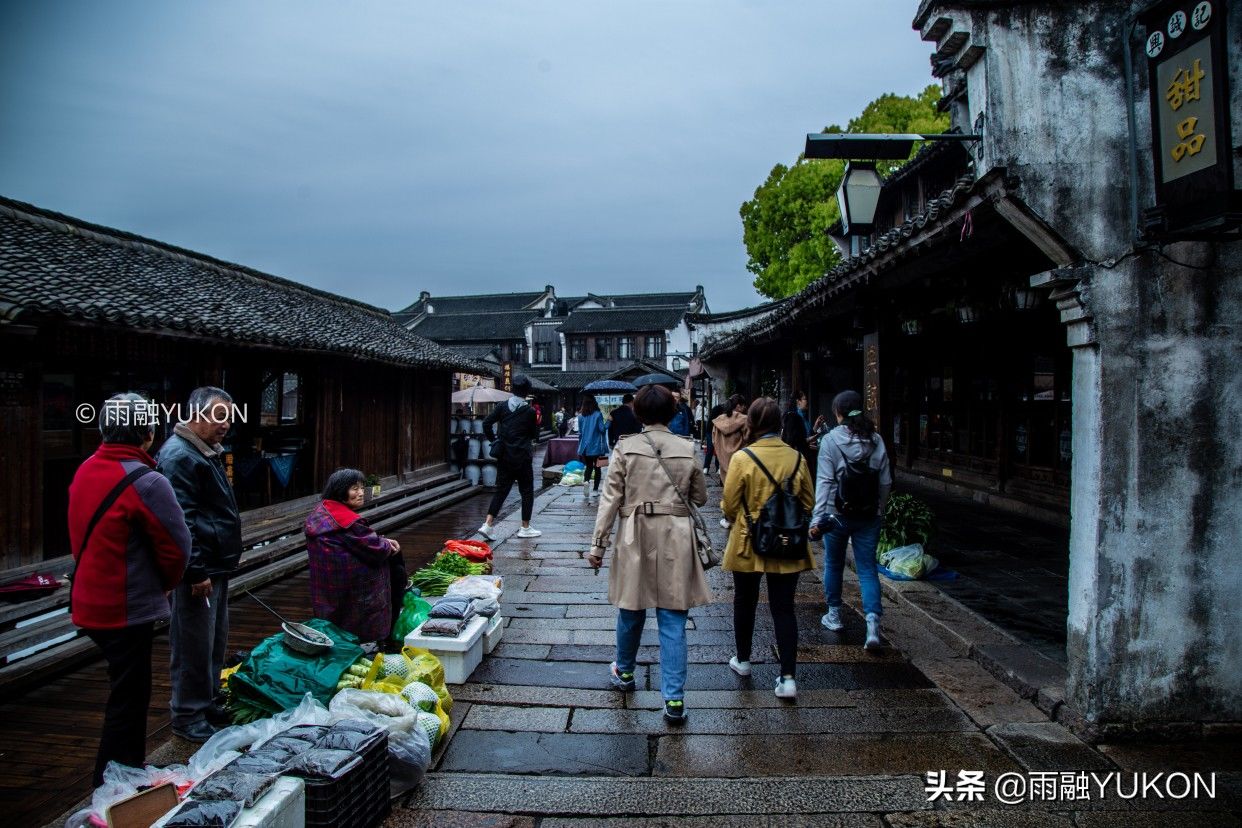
[1007, 287, 1043, 310]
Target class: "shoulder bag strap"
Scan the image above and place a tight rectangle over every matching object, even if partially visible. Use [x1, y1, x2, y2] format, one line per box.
[71, 465, 155, 596]
[641, 434, 713, 544]
[643, 434, 693, 511]
[740, 448, 781, 489]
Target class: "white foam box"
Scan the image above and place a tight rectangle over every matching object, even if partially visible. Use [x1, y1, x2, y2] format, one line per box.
[236, 777, 305, 828]
[153, 777, 305, 828]
[404, 614, 487, 683]
[484, 614, 504, 654]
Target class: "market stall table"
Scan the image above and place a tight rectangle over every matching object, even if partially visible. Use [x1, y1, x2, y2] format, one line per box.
[543, 437, 580, 467]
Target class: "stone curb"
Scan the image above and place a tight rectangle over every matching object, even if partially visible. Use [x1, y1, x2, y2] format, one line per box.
[871, 567, 1085, 734]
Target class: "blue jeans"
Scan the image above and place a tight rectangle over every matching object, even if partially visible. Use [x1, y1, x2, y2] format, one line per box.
[821, 515, 883, 617]
[615, 607, 688, 701]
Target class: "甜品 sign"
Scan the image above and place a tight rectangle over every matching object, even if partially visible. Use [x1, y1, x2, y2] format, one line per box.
[1139, 0, 1238, 237]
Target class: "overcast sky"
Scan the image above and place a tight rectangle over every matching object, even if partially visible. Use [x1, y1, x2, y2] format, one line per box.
[1, 2, 934, 313]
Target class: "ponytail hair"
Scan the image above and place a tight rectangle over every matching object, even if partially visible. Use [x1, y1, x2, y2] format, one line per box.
[831, 390, 875, 441]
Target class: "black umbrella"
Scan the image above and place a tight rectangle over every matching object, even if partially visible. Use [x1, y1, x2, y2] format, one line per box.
[633, 373, 682, 388]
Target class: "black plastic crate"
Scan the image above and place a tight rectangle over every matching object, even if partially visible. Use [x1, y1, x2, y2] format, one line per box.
[293, 730, 389, 828]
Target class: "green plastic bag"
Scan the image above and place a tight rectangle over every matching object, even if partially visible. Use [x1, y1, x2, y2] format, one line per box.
[392, 590, 432, 641]
[228, 618, 363, 717]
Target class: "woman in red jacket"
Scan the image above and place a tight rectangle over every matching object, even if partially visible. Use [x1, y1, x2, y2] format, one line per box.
[304, 469, 402, 643]
[68, 393, 190, 787]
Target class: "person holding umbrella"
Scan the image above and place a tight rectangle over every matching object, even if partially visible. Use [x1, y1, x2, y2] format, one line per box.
[576, 395, 609, 503]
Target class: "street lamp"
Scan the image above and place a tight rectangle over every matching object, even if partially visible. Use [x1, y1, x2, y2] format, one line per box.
[837, 161, 884, 235]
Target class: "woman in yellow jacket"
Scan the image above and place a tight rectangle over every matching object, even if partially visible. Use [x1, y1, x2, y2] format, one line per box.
[721, 398, 815, 700]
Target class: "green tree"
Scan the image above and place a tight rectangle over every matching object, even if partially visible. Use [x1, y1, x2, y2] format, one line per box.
[741, 85, 949, 300]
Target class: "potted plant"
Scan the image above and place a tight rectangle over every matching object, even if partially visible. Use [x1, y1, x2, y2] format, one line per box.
[364, 473, 381, 501]
[878, 493, 936, 556]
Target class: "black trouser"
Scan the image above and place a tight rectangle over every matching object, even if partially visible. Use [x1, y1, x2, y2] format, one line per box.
[388, 553, 409, 639]
[580, 456, 603, 490]
[86, 622, 155, 787]
[732, 570, 800, 677]
[489, 456, 534, 521]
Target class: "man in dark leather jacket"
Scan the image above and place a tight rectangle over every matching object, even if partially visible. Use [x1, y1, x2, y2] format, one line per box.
[157, 385, 243, 742]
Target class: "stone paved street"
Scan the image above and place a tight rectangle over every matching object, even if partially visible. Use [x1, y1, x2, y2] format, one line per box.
[385, 478, 1241, 826]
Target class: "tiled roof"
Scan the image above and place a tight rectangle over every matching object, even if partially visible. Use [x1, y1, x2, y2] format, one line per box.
[0, 197, 487, 373]
[409, 310, 540, 341]
[524, 369, 599, 390]
[606, 292, 697, 308]
[394, 291, 545, 322]
[701, 173, 981, 358]
[559, 306, 687, 335]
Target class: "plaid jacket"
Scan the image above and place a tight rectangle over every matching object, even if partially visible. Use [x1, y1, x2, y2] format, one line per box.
[304, 500, 392, 642]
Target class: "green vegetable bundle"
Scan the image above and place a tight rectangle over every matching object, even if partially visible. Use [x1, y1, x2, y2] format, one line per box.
[431, 551, 488, 576]
[408, 567, 461, 597]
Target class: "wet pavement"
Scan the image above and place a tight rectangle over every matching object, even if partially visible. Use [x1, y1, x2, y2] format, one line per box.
[385, 476, 1241, 826]
[910, 485, 1071, 664]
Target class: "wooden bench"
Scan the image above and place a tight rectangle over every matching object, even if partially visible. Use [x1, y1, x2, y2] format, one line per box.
[0, 464, 473, 697]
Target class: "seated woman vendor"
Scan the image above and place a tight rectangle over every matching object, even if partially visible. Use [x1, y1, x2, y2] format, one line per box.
[305, 468, 401, 644]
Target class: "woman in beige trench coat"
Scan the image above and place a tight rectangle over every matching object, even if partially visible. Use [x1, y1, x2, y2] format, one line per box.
[588, 385, 709, 724]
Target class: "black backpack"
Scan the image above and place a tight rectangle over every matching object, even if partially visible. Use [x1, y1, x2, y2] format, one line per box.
[740, 448, 808, 559]
[835, 437, 880, 518]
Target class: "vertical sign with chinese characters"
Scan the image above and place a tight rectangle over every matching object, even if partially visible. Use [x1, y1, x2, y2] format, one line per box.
[501, 361, 512, 393]
[863, 333, 880, 425]
[1140, 0, 1237, 235]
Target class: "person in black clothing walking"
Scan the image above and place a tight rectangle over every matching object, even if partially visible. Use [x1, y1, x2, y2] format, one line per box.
[781, 390, 824, 466]
[479, 376, 542, 539]
[607, 393, 642, 449]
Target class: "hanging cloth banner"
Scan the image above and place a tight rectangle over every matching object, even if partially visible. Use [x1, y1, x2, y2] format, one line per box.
[235, 455, 266, 481]
[269, 453, 297, 487]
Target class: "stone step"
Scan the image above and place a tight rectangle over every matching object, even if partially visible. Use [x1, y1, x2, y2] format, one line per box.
[409, 772, 930, 816]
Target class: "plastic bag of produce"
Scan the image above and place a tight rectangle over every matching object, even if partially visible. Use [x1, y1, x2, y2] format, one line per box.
[227, 751, 289, 775]
[443, 539, 492, 562]
[328, 688, 420, 734]
[564, 460, 585, 473]
[162, 799, 243, 827]
[443, 575, 503, 602]
[315, 723, 382, 752]
[190, 769, 275, 808]
[399, 681, 440, 712]
[392, 591, 433, 641]
[388, 728, 432, 797]
[559, 470, 584, 486]
[197, 693, 332, 770]
[401, 647, 453, 736]
[877, 543, 939, 580]
[287, 748, 358, 779]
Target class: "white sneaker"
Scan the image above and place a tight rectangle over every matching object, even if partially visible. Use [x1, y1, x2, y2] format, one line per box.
[719, 517, 731, 530]
[478, 522, 495, 541]
[864, 612, 882, 650]
[821, 607, 845, 631]
[728, 656, 752, 676]
[516, 526, 542, 538]
[774, 676, 797, 699]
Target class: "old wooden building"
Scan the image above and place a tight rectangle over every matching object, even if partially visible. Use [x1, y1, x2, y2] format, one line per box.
[0, 196, 485, 575]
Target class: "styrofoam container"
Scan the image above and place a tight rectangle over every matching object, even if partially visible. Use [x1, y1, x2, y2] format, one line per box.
[404, 615, 487, 684]
[154, 777, 306, 828]
[484, 614, 503, 654]
[236, 777, 306, 828]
